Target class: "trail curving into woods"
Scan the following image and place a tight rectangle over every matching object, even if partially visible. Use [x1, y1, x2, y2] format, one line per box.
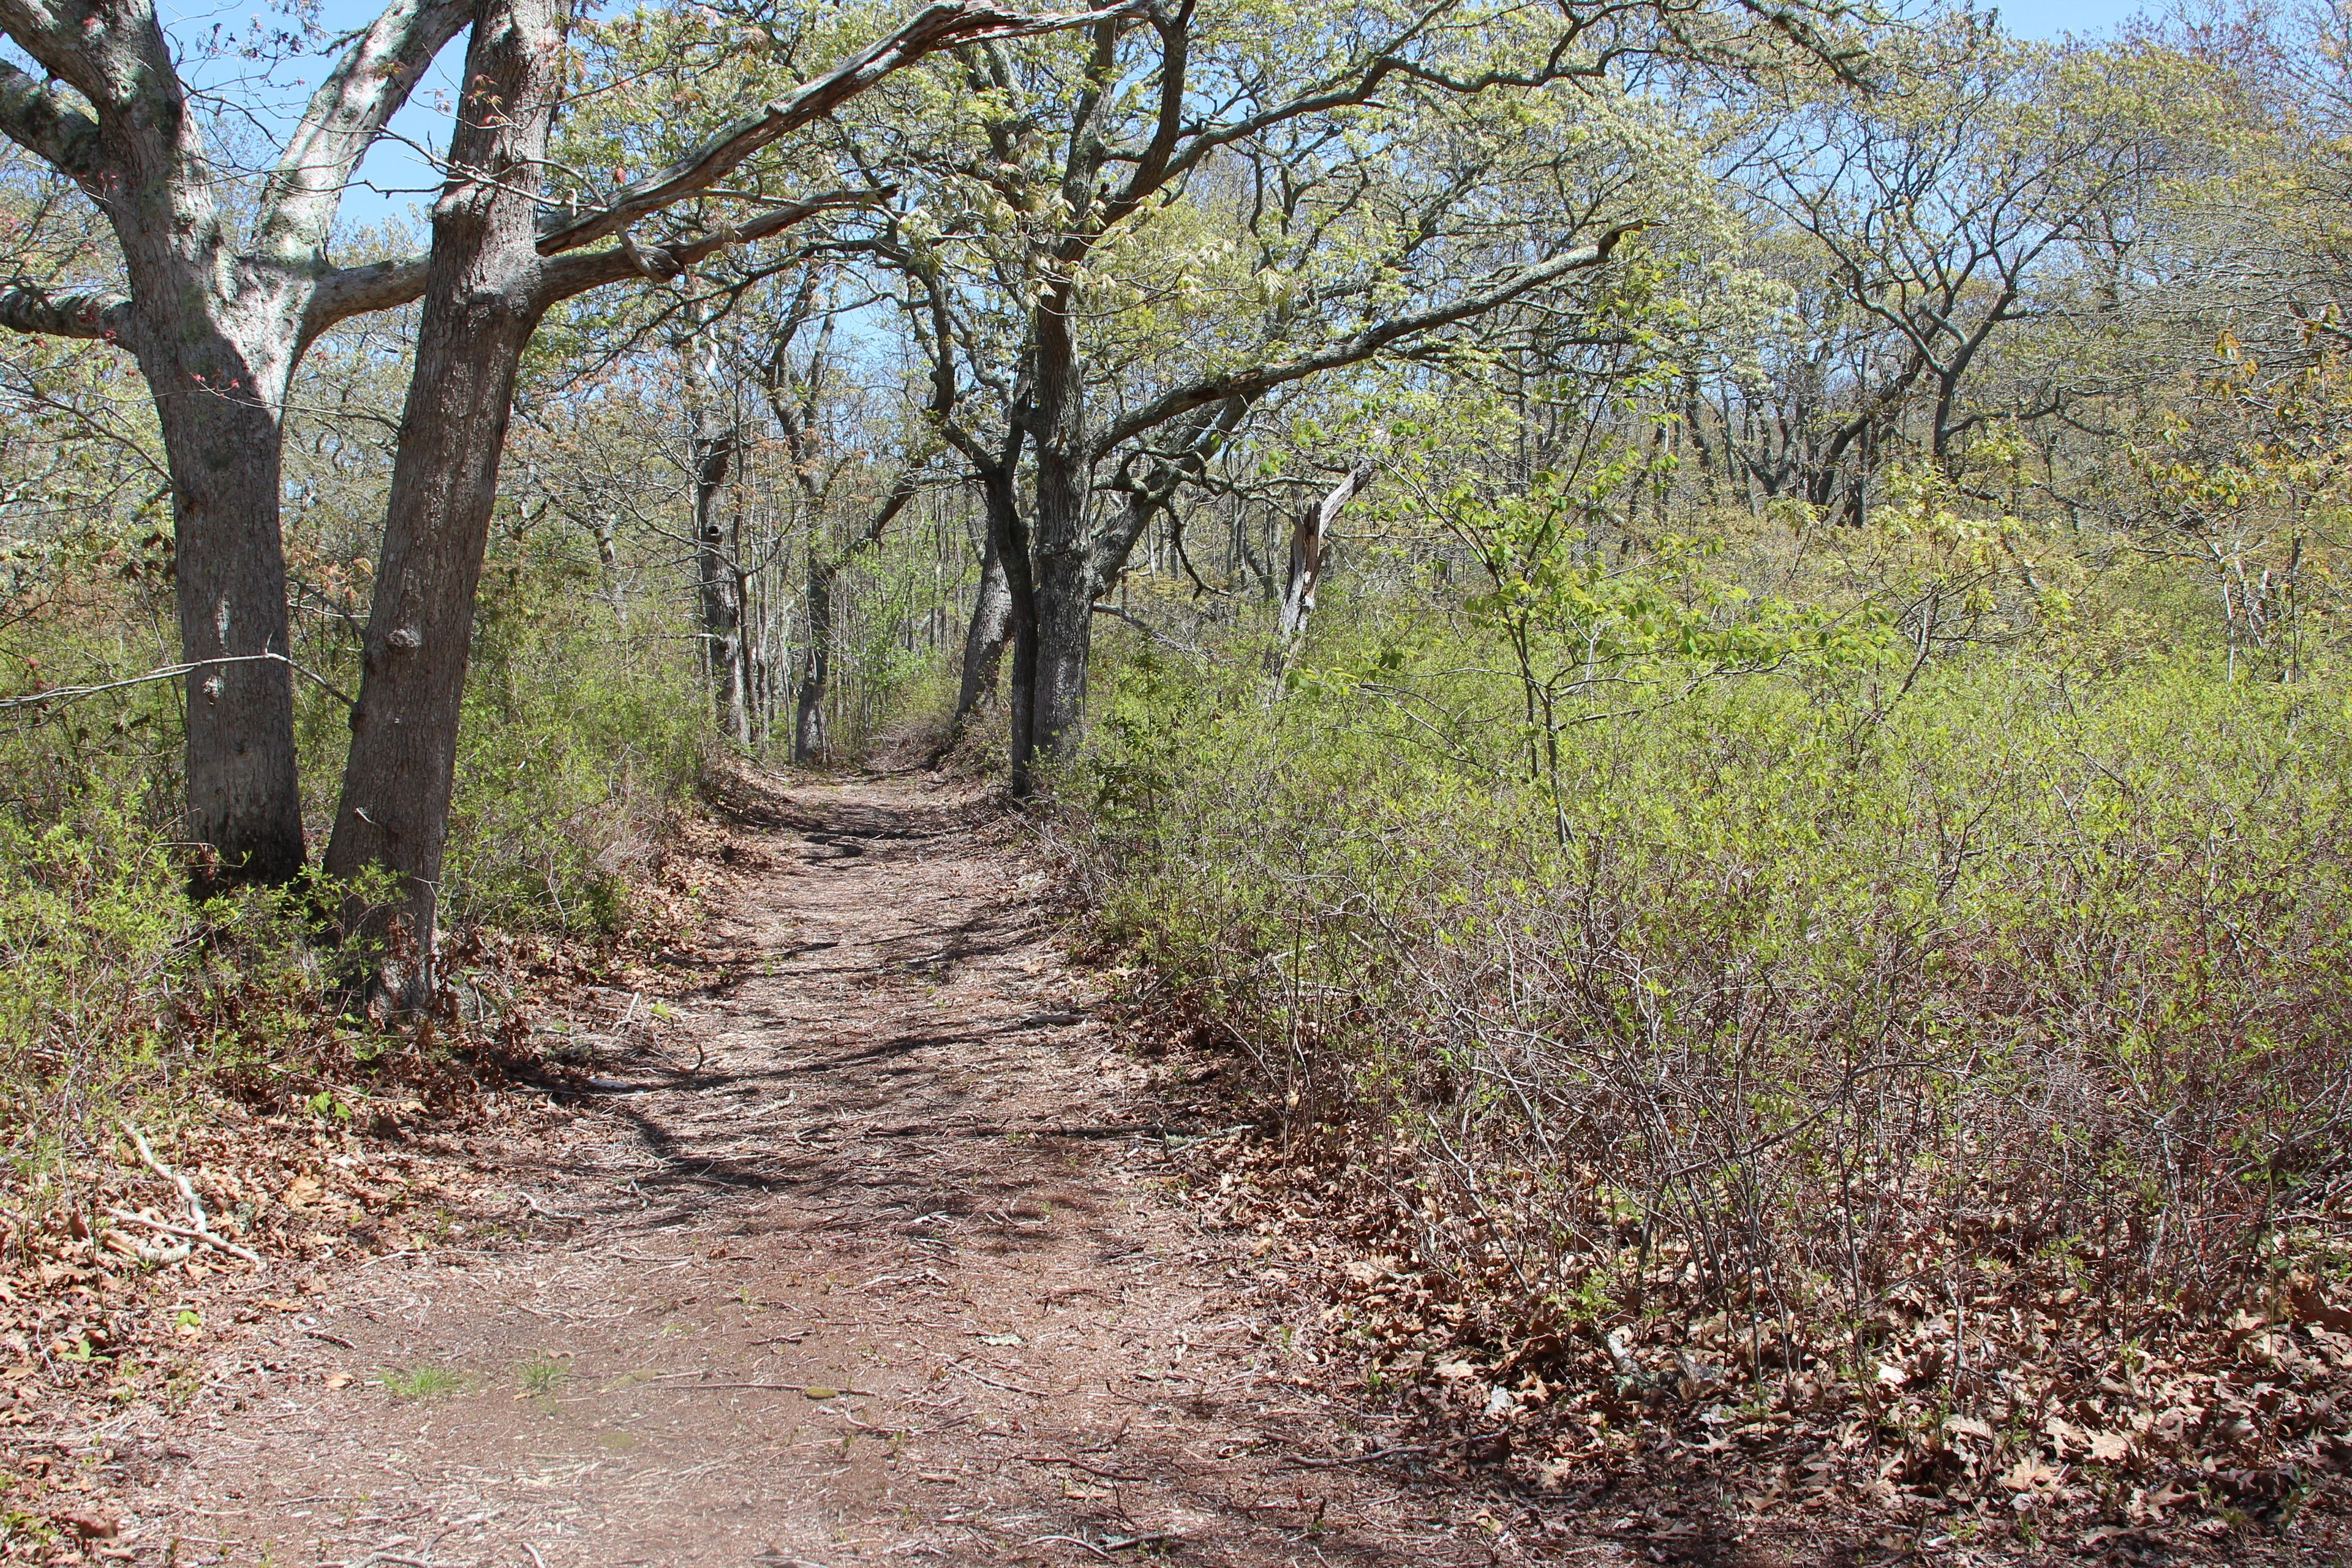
[122, 775, 1565, 1567]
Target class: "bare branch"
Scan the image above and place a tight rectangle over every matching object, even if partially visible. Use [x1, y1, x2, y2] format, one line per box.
[300, 254, 431, 345]
[535, 0, 1144, 258]
[257, 0, 477, 263]
[0, 0, 111, 106]
[1095, 225, 1640, 456]
[534, 190, 883, 306]
[0, 58, 103, 184]
[0, 279, 132, 340]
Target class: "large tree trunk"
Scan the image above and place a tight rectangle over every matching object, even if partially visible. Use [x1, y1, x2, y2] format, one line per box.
[1011, 293, 1089, 793]
[142, 337, 307, 890]
[954, 489, 1014, 720]
[322, 0, 557, 982]
[691, 420, 748, 744]
[792, 560, 833, 764]
[1026, 532, 1093, 782]
[104, 87, 312, 890]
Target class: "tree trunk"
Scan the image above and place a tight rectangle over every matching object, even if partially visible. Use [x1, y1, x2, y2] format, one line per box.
[792, 560, 832, 764]
[954, 491, 1014, 720]
[1026, 529, 1091, 783]
[143, 342, 307, 890]
[322, 0, 558, 984]
[1011, 290, 1090, 791]
[692, 420, 748, 744]
[106, 123, 312, 889]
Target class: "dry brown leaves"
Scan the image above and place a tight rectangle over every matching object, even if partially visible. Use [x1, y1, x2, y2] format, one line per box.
[1158, 1119, 2352, 1564]
[0, 811, 754, 1563]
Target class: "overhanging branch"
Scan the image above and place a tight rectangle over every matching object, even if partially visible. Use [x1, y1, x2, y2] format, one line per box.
[300, 254, 431, 346]
[533, 190, 883, 307]
[1094, 223, 1640, 456]
[0, 279, 132, 341]
[536, 0, 1144, 258]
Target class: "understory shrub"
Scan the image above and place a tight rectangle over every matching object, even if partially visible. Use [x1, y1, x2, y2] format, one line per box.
[1076, 605, 2352, 1509]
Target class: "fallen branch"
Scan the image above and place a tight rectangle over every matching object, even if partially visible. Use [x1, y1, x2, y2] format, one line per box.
[638, 1371, 873, 1396]
[1029, 1533, 1172, 1560]
[104, 1208, 260, 1265]
[1016, 1453, 1150, 1482]
[115, 1120, 263, 1263]
[668, 1381, 871, 1396]
[1275, 1442, 1434, 1469]
[949, 1359, 1053, 1398]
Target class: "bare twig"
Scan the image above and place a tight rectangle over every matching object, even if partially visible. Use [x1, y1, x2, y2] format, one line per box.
[1, 651, 352, 712]
[104, 1208, 261, 1265]
[115, 1121, 263, 1263]
[948, 1360, 1052, 1398]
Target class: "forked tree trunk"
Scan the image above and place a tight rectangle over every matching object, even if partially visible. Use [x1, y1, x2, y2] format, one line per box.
[111, 136, 317, 892]
[322, 0, 559, 981]
[6, 0, 475, 892]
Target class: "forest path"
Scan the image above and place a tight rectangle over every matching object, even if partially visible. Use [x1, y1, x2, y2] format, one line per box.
[127, 774, 1507, 1568]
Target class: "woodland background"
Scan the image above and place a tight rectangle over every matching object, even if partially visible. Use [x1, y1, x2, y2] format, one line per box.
[4, 0, 2352, 1552]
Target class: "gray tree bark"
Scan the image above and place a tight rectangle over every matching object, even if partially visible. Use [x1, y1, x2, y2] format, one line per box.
[0, 0, 472, 887]
[322, 0, 561, 965]
[954, 516, 1014, 720]
[791, 561, 834, 764]
[149, 343, 307, 890]
[692, 420, 749, 744]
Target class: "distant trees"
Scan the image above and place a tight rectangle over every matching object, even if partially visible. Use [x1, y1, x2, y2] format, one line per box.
[2, 0, 1117, 963]
[37, 0, 2350, 970]
[1727, 17, 2188, 521]
[318, 0, 1115, 973]
[838, 0, 1858, 789]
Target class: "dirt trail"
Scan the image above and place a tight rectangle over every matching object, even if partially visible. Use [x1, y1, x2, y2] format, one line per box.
[121, 775, 1536, 1567]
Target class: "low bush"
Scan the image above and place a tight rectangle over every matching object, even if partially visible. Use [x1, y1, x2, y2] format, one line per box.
[1074, 586, 2352, 1531]
[442, 558, 704, 934]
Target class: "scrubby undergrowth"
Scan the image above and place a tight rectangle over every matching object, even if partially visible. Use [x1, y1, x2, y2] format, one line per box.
[1072, 601, 2352, 1555]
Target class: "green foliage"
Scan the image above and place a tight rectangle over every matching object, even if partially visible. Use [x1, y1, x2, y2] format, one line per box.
[0, 796, 183, 1197]
[440, 538, 704, 935]
[518, 1351, 571, 1398]
[1080, 589, 2352, 1346]
[0, 786, 343, 1226]
[380, 1364, 467, 1400]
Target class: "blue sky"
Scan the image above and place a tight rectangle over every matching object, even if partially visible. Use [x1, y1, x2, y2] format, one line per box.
[1991, 0, 2150, 39]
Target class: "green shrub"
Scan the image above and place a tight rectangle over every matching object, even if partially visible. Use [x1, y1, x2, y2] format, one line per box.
[0, 791, 341, 1230]
[438, 548, 704, 934]
[1078, 601, 2352, 1361]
